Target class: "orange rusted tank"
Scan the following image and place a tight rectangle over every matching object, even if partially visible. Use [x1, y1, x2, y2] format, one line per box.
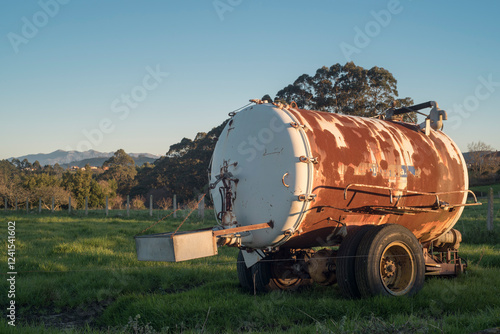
[281, 105, 469, 248]
[210, 101, 472, 250]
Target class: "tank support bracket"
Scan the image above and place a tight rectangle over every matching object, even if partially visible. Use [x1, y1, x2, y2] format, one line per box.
[298, 194, 317, 202]
[299, 156, 319, 164]
[290, 122, 308, 130]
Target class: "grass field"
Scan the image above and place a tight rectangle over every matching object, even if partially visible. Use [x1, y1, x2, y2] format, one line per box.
[1, 194, 500, 333]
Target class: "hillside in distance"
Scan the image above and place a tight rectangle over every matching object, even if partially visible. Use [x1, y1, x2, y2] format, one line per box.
[59, 155, 158, 169]
[10, 150, 160, 167]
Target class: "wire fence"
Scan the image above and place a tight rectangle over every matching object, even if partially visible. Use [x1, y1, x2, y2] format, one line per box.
[0, 193, 209, 219]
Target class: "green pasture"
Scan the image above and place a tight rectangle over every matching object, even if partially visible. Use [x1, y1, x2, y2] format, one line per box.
[0, 196, 499, 333]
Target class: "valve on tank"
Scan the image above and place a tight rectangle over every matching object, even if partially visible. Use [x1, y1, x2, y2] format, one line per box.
[385, 101, 447, 135]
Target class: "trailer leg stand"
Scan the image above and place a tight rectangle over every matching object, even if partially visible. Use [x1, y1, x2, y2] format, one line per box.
[424, 248, 466, 276]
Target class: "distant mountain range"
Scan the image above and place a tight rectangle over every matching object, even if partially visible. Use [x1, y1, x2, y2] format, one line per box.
[9, 150, 160, 168]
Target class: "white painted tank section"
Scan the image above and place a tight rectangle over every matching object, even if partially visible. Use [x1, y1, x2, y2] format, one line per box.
[210, 104, 314, 248]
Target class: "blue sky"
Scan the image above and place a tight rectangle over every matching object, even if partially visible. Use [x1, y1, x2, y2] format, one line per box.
[1, 0, 499, 160]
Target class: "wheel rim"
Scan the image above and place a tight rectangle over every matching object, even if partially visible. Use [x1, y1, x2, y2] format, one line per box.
[270, 260, 302, 289]
[269, 252, 303, 289]
[379, 241, 416, 296]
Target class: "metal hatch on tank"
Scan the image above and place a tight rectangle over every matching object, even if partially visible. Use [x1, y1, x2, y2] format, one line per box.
[135, 99, 481, 298]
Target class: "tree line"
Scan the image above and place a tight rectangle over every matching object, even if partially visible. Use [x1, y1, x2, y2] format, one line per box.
[467, 141, 500, 185]
[1, 62, 496, 210]
[0, 122, 227, 211]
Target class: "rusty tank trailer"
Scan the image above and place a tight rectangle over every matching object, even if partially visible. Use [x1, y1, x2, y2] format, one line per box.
[136, 100, 480, 298]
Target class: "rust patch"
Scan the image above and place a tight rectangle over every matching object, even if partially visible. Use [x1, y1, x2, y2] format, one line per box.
[282, 108, 467, 247]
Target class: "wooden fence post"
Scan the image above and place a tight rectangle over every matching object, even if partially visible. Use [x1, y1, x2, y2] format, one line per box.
[51, 196, 54, 213]
[39, 198, 42, 214]
[105, 196, 109, 217]
[68, 196, 71, 213]
[487, 187, 494, 231]
[85, 196, 88, 216]
[149, 195, 153, 217]
[173, 195, 177, 218]
[127, 195, 130, 217]
[198, 194, 204, 218]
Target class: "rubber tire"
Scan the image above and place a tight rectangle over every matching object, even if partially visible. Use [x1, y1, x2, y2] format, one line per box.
[237, 250, 253, 292]
[251, 254, 303, 293]
[355, 224, 425, 297]
[336, 225, 374, 298]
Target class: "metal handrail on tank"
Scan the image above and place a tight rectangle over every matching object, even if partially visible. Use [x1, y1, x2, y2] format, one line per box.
[343, 183, 481, 207]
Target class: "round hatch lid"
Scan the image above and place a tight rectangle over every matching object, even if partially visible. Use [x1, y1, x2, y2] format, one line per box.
[210, 103, 313, 248]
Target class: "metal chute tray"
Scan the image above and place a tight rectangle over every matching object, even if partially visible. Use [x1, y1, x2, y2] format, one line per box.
[135, 229, 217, 262]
